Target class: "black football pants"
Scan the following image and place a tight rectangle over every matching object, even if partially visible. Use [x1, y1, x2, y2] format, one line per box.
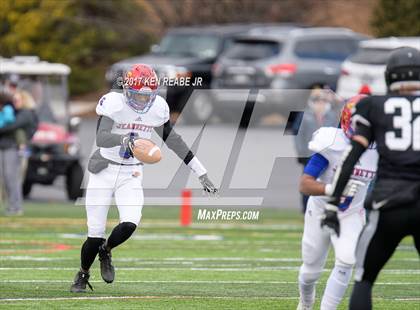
[349, 205, 420, 310]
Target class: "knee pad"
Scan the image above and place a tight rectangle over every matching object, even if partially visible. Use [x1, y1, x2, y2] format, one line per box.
[120, 222, 137, 235]
[336, 250, 356, 267]
[331, 263, 353, 284]
[300, 247, 326, 284]
[299, 264, 323, 284]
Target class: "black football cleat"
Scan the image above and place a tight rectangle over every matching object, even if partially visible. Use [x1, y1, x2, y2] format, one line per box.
[98, 243, 115, 283]
[70, 270, 93, 293]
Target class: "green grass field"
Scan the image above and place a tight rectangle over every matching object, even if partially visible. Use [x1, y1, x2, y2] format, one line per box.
[0, 203, 419, 309]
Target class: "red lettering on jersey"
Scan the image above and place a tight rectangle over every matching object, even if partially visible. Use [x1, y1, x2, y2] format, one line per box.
[115, 123, 153, 132]
[351, 167, 376, 180]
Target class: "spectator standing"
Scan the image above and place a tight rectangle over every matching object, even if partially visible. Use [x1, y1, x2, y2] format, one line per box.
[0, 91, 23, 215]
[294, 88, 340, 213]
[0, 87, 38, 216]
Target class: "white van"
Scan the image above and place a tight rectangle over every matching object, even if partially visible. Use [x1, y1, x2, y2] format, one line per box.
[336, 37, 420, 98]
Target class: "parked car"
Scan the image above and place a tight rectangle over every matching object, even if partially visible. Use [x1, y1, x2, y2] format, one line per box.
[211, 27, 367, 120]
[336, 37, 420, 98]
[0, 56, 83, 200]
[106, 24, 273, 123]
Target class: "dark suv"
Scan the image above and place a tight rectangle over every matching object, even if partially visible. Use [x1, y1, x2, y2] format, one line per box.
[106, 24, 295, 123]
[211, 27, 368, 120]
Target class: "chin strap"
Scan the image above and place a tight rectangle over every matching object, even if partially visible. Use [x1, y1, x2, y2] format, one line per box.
[389, 81, 420, 92]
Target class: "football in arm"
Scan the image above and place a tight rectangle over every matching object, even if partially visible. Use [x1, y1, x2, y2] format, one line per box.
[132, 139, 162, 164]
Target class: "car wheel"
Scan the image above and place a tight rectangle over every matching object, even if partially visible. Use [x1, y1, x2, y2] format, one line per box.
[182, 92, 214, 124]
[22, 181, 32, 198]
[66, 162, 84, 201]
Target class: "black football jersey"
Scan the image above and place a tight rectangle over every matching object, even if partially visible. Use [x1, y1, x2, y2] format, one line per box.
[353, 94, 420, 181]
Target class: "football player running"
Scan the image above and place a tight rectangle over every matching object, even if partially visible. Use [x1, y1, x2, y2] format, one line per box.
[325, 47, 420, 310]
[297, 95, 378, 310]
[70, 64, 217, 292]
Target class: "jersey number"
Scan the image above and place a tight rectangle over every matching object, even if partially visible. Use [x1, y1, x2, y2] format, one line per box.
[384, 98, 420, 151]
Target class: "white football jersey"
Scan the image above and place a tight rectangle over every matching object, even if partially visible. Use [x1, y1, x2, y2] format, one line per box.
[307, 127, 378, 216]
[95, 92, 170, 164]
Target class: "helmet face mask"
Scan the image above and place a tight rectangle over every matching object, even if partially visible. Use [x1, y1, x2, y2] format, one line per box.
[123, 64, 159, 113]
[124, 87, 156, 113]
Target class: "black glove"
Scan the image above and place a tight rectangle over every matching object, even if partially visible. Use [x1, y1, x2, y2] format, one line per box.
[320, 203, 340, 236]
[120, 133, 135, 159]
[199, 174, 218, 196]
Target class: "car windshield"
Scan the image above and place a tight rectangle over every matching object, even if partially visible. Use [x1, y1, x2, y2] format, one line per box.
[17, 75, 68, 123]
[159, 33, 220, 59]
[349, 47, 393, 65]
[224, 40, 282, 61]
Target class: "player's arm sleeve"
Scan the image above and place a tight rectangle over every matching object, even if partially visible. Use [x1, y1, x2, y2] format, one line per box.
[303, 153, 329, 178]
[330, 139, 367, 203]
[95, 116, 124, 148]
[351, 97, 374, 142]
[155, 120, 194, 164]
[330, 99, 374, 202]
[154, 121, 207, 176]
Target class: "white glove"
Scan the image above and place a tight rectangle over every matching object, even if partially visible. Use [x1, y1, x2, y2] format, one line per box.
[199, 174, 218, 197]
[324, 179, 365, 197]
[342, 179, 365, 197]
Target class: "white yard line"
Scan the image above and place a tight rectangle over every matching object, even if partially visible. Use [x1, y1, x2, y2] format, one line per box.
[1, 256, 418, 262]
[0, 256, 73, 261]
[2, 280, 295, 284]
[0, 267, 419, 274]
[0, 280, 419, 286]
[1, 296, 419, 302]
[0, 256, 302, 262]
[0, 296, 296, 302]
[0, 267, 301, 271]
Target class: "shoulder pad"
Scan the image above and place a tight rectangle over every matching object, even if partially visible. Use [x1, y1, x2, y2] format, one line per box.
[308, 127, 347, 156]
[96, 92, 124, 119]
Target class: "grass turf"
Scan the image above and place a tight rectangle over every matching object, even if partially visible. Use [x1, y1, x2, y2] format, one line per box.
[0, 203, 419, 309]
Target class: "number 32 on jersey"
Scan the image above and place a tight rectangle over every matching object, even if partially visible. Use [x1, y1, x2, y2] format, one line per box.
[385, 98, 420, 151]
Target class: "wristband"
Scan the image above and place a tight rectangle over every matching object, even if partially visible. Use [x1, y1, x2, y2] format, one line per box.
[188, 157, 207, 177]
[324, 184, 333, 196]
